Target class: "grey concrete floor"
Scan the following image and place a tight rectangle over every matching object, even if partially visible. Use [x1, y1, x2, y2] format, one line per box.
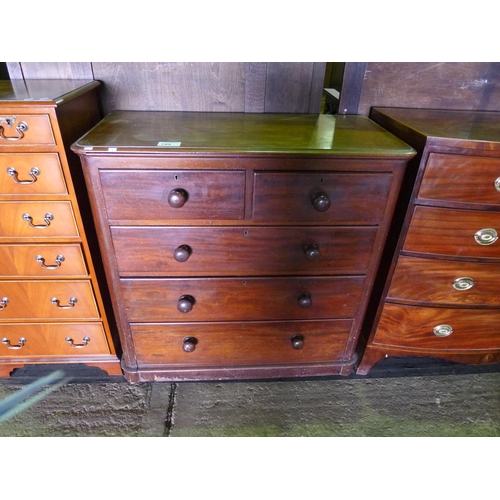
[1, 363, 499, 437]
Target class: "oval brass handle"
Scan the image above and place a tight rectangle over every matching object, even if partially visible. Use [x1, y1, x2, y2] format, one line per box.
[51, 297, 77, 309]
[474, 228, 498, 246]
[297, 292, 312, 309]
[311, 191, 331, 212]
[173, 245, 192, 262]
[0, 119, 28, 141]
[2, 337, 26, 349]
[453, 277, 475, 291]
[291, 334, 305, 350]
[494, 177, 500, 192]
[182, 336, 198, 353]
[0, 297, 9, 310]
[35, 254, 65, 270]
[433, 324, 453, 337]
[177, 295, 195, 313]
[65, 336, 90, 348]
[7, 166, 40, 184]
[23, 212, 54, 229]
[304, 244, 320, 262]
[168, 188, 188, 208]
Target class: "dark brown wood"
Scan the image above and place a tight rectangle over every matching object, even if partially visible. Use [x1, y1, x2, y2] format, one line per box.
[359, 108, 500, 375]
[72, 111, 414, 382]
[338, 62, 367, 115]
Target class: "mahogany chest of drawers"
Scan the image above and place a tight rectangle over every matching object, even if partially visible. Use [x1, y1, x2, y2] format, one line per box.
[0, 80, 120, 377]
[72, 111, 414, 382]
[357, 107, 500, 374]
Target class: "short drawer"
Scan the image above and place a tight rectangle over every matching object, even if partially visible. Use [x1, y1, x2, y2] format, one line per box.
[253, 172, 392, 223]
[111, 226, 378, 276]
[131, 319, 352, 367]
[0, 201, 79, 238]
[121, 276, 365, 322]
[0, 114, 55, 146]
[0, 280, 99, 320]
[418, 153, 500, 206]
[404, 206, 500, 259]
[373, 303, 500, 351]
[0, 153, 67, 195]
[387, 256, 500, 306]
[100, 169, 245, 221]
[0, 244, 87, 277]
[0, 322, 110, 357]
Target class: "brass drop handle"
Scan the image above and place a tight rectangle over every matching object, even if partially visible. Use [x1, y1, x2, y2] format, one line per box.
[177, 295, 195, 313]
[433, 324, 453, 337]
[0, 297, 9, 310]
[51, 297, 78, 309]
[311, 191, 331, 212]
[7, 166, 40, 184]
[173, 245, 192, 262]
[65, 336, 90, 348]
[2, 337, 26, 349]
[182, 336, 198, 352]
[35, 254, 65, 270]
[0, 117, 28, 141]
[23, 212, 54, 229]
[297, 292, 312, 309]
[304, 244, 320, 262]
[168, 188, 188, 208]
[291, 334, 305, 350]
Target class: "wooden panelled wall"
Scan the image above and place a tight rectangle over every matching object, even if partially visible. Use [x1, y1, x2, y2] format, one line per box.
[6, 62, 326, 115]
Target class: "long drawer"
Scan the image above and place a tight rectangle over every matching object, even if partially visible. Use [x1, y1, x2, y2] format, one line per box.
[373, 303, 500, 350]
[131, 319, 353, 367]
[404, 206, 500, 259]
[253, 171, 392, 224]
[121, 276, 365, 322]
[387, 256, 500, 306]
[0, 153, 67, 195]
[111, 226, 378, 276]
[0, 244, 87, 277]
[0, 322, 110, 357]
[0, 280, 99, 319]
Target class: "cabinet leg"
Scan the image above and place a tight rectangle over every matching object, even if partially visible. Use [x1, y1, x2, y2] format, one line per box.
[356, 348, 388, 375]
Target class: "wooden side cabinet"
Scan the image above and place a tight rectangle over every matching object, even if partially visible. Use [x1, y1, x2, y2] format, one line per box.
[72, 111, 414, 383]
[0, 80, 121, 377]
[357, 107, 500, 374]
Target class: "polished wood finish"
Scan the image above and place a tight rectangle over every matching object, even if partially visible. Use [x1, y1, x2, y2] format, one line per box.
[358, 108, 500, 374]
[72, 111, 414, 382]
[0, 80, 120, 377]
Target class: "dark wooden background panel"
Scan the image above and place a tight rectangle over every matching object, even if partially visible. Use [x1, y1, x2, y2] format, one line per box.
[357, 62, 500, 116]
[7, 62, 94, 80]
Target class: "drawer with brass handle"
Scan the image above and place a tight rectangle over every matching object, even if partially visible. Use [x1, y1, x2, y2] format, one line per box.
[0, 114, 55, 145]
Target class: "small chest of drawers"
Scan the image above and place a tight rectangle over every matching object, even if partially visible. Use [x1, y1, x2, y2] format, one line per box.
[72, 111, 414, 383]
[0, 80, 120, 377]
[357, 108, 500, 374]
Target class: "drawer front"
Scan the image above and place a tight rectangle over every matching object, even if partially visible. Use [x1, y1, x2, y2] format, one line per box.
[131, 319, 352, 367]
[404, 206, 500, 259]
[121, 276, 365, 322]
[388, 256, 500, 306]
[418, 153, 500, 205]
[253, 172, 392, 223]
[373, 303, 500, 350]
[0, 153, 67, 195]
[0, 322, 110, 357]
[0, 280, 99, 319]
[111, 226, 378, 276]
[0, 201, 79, 238]
[0, 244, 87, 277]
[100, 170, 245, 221]
[0, 114, 55, 146]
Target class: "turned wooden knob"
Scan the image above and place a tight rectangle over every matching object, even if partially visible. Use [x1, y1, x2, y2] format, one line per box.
[177, 295, 195, 313]
[297, 292, 312, 309]
[182, 336, 198, 352]
[291, 334, 304, 350]
[304, 244, 320, 262]
[311, 191, 331, 212]
[173, 245, 191, 262]
[168, 188, 188, 208]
